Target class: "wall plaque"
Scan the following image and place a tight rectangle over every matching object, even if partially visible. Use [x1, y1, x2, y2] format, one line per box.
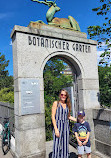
[21, 79, 40, 115]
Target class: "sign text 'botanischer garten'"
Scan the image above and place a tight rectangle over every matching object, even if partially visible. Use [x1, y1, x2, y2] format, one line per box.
[28, 35, 91, 53]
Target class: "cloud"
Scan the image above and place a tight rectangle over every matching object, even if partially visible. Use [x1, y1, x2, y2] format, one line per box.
[97, 50, 111, 66]
[97, 41, 111, 65]
[0, 13, 8, 19]
[9, 41, 12, 46]
[97, 41, 111, 51]
[0, 13, 13, 19]
[97, 50, 103, 65]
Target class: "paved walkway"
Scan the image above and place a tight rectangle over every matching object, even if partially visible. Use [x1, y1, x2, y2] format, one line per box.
[46, 141, 104, 158]
[0, 138, 109, 158]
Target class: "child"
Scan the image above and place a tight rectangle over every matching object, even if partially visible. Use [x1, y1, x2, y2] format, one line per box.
[73, 111, 91, 158]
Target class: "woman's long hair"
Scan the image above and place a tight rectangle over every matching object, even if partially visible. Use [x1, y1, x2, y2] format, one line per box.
[58, 89, 71, 113]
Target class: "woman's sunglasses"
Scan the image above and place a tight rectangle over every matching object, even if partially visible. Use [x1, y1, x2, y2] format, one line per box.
[61, 94, 67, 97]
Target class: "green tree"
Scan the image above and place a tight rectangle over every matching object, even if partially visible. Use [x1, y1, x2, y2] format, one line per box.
[0, 52, 13, 89]
[0, 52, 14, 103]
[87, 0, 111, 66]
[44, 58, 73, 140]
[98, 66, 111, 108]
[44, 58, 73, 98]
[0, 87, 14, 104]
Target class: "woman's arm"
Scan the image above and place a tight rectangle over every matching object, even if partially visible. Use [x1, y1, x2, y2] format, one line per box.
[52, 101, 60, 137]
[68, 114, 77, 122]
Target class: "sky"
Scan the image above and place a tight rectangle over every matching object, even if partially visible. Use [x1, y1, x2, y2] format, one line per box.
[0, 0, 105, 76]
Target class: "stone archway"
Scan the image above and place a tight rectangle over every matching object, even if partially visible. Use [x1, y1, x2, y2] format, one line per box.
[41, 52, 84, 114]
[11, 24, 100, 158]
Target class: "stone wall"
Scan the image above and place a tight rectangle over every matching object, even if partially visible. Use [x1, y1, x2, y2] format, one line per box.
[84, 109, 96, 151]
[93, 108, 111, 157]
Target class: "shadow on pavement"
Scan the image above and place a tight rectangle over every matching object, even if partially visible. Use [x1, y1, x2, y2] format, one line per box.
[69, 152, 78, 158]
[48, 152, 78, 158]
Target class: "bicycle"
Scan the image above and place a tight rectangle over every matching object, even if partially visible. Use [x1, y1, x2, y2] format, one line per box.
[0, 117, 11, 155]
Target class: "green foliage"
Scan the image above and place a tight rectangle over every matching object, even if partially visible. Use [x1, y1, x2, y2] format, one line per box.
[44, 58, 73, 98]
[87, 0, 111, 66]
[0, 87, 14, 104]
[98, 66, 111, 108]
[0, 52, 13, 90]
[44, 58, 73, 140]
[0, 52, 14, 103]
[45, 95, 55, 141]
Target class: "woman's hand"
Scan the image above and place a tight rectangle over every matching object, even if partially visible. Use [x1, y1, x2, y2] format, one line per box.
[55, 128, 60, 138]
[68, 115, 77, 122]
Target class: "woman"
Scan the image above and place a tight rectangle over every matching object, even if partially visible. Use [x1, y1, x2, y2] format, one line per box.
[52, 89, 76, 158]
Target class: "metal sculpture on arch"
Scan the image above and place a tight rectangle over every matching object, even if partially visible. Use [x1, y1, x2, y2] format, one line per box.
[31, 0, 81, 31]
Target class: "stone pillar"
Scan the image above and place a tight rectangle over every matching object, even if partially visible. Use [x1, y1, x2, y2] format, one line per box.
[11, 26, 46, 157]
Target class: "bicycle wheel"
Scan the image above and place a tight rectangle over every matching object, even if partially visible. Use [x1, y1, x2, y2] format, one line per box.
[2, 129, 11, 155]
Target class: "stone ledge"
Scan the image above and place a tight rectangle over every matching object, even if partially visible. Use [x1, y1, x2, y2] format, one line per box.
[0, 102, 14, 109]
[11, 24, 97, 45]
[93, 108, 111, 121]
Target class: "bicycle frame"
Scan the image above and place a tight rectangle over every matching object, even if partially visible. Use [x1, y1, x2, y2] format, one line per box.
[3, 121, 11, 140]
